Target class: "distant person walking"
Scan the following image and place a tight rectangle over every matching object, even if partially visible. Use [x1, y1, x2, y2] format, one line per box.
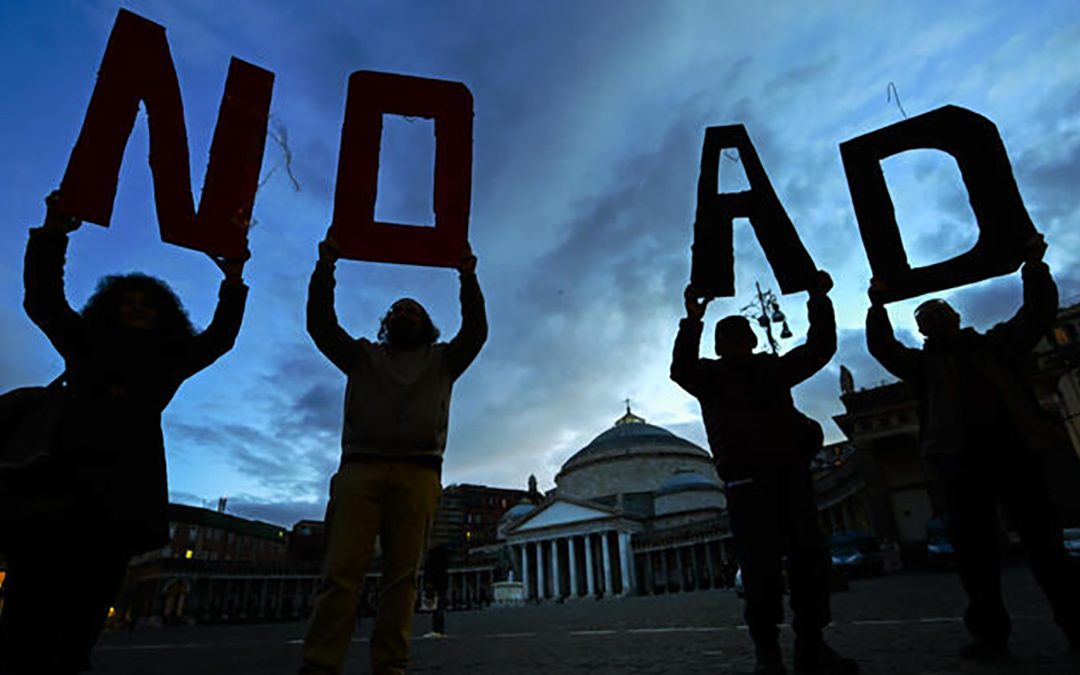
[672, 271, 857, 675]
[424, 543, 450, 637]
[866, 234, 1080, 660]
[299, 237, 486, 675]
[0, 191, 248, 675]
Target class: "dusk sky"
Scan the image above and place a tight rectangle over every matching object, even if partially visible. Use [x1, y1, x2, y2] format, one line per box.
[3, 1, 1080, 529]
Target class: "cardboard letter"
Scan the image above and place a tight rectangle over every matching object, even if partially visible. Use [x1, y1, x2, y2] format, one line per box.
[840, 105, 1037, 303]
[59, 9, 274, 258]
[692, 125, 817, 297]
[328, 70, 473, 268]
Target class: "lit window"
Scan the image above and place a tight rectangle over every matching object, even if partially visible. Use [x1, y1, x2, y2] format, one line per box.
[185, 549, 193, 559]
[1053, 325, 1076, 347]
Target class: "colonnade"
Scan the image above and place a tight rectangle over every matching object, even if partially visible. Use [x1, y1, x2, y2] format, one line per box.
[637, 539, 734, 595]
[512, 530, 635, 601]
[443, 567, 495, 608]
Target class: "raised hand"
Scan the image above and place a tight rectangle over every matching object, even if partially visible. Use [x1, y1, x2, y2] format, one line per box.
[208, 249, 250, 284]
[42, 190, 81, 234]
[458, 243, 477, 275]
[868, 277, 888, 307]
[684, 284, 713, 321]
[318, 236, 341, 265]
[1023, 233, 1048, 265]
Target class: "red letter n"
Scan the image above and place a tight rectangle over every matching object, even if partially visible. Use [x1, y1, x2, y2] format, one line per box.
[58, 9, 274, 258]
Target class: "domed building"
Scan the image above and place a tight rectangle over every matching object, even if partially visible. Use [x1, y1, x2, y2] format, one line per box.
[499, 406, 737, 602]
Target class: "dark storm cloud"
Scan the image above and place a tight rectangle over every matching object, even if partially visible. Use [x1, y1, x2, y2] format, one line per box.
[168, 488, 324, 528]
[33, 0, 1076, 517]
[170, 414, 338, 498]
[219, 495, 326, 528]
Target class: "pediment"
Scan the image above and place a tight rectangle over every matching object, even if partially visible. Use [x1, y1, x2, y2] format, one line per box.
[509, 498, 617, 534]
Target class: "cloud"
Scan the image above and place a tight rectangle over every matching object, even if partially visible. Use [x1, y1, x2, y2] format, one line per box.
[220, 495, 326, 528]
[9, 1, 1080, 526]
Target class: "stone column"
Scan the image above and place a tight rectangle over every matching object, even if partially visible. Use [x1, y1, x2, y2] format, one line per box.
[601, 532, 613, 596]
[690, 544, 700, 590]
[522, 543, 531, 601]
[535, 540, 545, 600]
[704, 541, 715, 589]
[677, 547, 686, 591]
[618, 531, 634, 595]
[568, 536, 578, 598]
[585, 534, 596, 597]
[660, 549, 670, 592]
[643, 551, 654, 594]
[551, 538, 562, 599]
[259, 578, 269, 618]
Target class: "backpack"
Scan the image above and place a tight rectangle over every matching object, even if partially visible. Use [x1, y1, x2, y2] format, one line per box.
[0, 373, 66, 472]
[0, 374, 67, 549]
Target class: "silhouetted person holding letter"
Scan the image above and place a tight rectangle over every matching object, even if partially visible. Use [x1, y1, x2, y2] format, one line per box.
[0, 191, 248, 675]
[866, 234, 1080, 660]
[300, 238, 486, 675]
[672, 271, 857, 675]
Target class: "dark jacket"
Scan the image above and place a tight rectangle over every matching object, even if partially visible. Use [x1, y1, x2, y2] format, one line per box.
[306, 260, 487, 464]
[23, 228, 247, 554]
[865, 261, 1063, 457]
[671, 295, 836, 479]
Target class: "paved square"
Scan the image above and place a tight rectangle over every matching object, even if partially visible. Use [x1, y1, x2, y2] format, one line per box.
[93, 566, 1078, 674]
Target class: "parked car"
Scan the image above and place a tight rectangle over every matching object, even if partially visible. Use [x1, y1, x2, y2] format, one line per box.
[1063, 528, 1080, 559]
[926, 517, 955, 569]
[829, 531, 883, 577]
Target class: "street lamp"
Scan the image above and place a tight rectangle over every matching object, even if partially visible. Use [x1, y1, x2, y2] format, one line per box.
[741, 282, 792, 355]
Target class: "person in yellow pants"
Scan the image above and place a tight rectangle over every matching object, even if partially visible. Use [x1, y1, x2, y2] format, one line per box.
[299, 237, 486, 675]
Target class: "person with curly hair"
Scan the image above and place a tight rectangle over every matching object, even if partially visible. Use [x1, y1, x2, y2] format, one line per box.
[300, 236, 486, 675]
[0, 191, 249, 675]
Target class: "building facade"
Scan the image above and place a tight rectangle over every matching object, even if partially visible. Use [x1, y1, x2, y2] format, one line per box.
[499, 407, 737, 602]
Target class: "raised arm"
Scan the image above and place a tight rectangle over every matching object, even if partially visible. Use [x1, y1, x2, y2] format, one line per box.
[23, 192, 83, 357]
[865, 279, 922, 381]
[306, 238, 357, 374]
[987, 235, 1058, 354]
[670, 285, 711, 396]
[780, 271, 837, 386]
[446, 245, 488, 380]
[178, 274, 249, 378]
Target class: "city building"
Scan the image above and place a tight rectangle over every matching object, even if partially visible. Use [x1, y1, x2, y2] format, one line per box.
[116, 503, 304, 624]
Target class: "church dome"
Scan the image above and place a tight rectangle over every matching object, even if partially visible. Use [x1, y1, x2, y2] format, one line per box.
[559, 407, 709, 476]
[654, 469, 727, 517]
[657, 470, 721, 496]
[501, 501, 535, 523]
[554, 405, 714, 503]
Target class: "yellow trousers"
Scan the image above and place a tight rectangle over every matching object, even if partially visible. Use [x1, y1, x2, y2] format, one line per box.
[301, 460, 441, 675]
